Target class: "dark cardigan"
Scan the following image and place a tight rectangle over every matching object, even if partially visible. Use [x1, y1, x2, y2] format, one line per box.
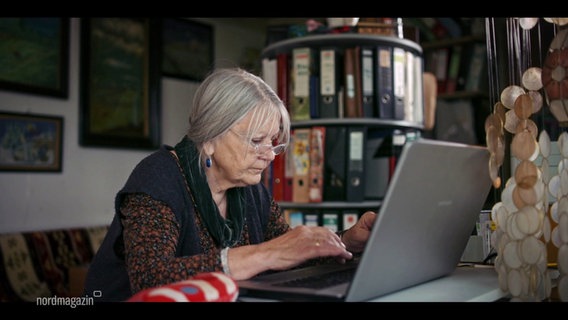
[83, 145, 271, 302]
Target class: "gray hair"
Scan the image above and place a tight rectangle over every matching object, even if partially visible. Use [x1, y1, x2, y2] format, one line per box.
[187, 68, 290, 164]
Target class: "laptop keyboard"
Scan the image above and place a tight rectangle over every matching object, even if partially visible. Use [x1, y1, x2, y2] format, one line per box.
[272, 267, 356, 289]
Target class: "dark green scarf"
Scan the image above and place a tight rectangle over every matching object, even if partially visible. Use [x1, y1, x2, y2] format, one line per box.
[174, 136, 244, 248]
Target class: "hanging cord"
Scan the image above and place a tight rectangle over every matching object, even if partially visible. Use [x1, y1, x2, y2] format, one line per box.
[536, 19, 546, 130]
[485, 18, 499, 106]
[506, 18, 514, 85]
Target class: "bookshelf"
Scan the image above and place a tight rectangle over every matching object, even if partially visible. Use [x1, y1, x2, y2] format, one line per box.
[260, 33, 423, 230]
[410, 18, 491, 148]
[422, 35, 488, 101]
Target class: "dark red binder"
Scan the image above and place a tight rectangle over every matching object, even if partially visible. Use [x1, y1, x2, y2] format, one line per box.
[343, 47, 359, 118]
[271, 150, 286, 202]
[276, 53, 289, 110]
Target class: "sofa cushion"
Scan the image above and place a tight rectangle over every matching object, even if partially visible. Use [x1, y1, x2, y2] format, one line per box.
[0, 226, 108, 302]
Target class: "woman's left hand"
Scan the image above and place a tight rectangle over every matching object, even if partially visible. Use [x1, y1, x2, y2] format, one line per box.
[341, 211, 377, 253]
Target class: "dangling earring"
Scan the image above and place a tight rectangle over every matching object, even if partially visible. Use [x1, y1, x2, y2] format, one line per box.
[206, 158, 212, 168]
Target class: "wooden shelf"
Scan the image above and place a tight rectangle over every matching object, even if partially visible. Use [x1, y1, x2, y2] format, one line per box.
[279, 201, 382, 210]
[291, 117, 424, 130]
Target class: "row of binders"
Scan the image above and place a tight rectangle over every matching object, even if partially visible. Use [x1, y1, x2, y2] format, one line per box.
[284, 208, 371, 232]
[425, 42, 488, 95]
[262, 44, 424, 123]
[262, 126, 419, 203]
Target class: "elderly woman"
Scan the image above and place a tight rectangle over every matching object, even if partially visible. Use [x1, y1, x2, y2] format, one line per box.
[84, 68, 376, 302]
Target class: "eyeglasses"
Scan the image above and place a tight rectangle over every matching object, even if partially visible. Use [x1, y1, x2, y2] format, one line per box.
[252, 142, 287, 155]
[229, 129, 287, 155]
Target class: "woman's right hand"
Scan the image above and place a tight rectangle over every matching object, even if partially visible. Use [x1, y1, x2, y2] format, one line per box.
[263, 225, 353, 270]
[226, 225, 353, 280]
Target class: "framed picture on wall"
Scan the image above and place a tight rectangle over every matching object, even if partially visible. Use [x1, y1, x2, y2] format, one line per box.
[161, 18, 214, 81]
[0, 18, 70, 98]
[79, 18, 161, 150]
[0, 112, 63, 172]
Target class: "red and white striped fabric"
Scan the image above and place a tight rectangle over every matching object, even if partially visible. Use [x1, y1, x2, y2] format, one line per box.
[126, 272, 238, 302]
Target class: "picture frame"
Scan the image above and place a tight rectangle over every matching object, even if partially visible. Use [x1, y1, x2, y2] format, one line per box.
[0, 18, 70, 98]
[0, 112, 63, 172]
[161, 18, 214, 81]
[79, 18, 161, 150]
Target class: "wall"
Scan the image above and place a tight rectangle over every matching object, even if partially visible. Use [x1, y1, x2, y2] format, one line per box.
[0, 18, 268, 233]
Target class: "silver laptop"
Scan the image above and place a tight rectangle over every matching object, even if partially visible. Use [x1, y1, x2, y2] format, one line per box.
[237, 138, 492, 301]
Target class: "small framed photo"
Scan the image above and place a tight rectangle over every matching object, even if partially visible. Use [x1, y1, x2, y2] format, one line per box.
[79, 18, 161, 150]
[161, 18, 214, 81]
[0, 18, 70, 98]
[0, 112, 63, 172]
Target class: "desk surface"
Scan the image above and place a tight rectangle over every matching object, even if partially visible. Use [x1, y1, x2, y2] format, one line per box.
[371, 265, 507, 302]
[238, 265, 508, 302]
